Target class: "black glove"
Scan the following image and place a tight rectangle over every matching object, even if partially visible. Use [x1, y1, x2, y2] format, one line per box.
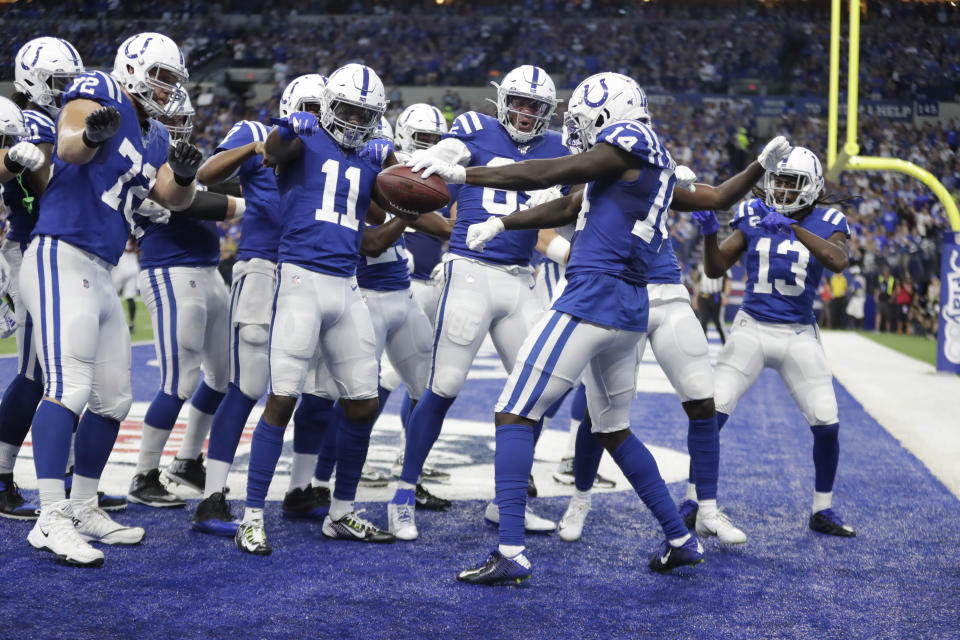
[82, 106, 121, 147]
[167, 140, 203, 186]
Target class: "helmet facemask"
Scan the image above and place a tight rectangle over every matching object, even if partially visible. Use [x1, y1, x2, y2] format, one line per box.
[763, 171, 819, 214]
[321, 95, 384, 149]
[130, 65, 187, 119]
[496, 88, 555, 143]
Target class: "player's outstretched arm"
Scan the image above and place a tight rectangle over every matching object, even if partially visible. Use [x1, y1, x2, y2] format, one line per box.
[171, 191, 243, 222]
[536, 229, 570, 265]
[409, 211, 454, 240]
[501, 192, 581, 230]
[360, 217, 408, 257]
[263, 126, 304, 166]
[149, 141, 202, 211]
[470, 144, 631, 191]
[792, 228, 849, 273]
[56, 98, 115, 165]
[691, 210, 746, 278]
[197, 142, 263, 185]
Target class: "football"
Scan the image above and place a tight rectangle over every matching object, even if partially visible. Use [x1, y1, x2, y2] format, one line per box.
[376, 164, 451, 217]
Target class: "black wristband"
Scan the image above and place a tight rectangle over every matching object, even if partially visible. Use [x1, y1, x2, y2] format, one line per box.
[174, 172, 196, 187]
[81, 130, 104, 149]
[3, 153, 25, 175]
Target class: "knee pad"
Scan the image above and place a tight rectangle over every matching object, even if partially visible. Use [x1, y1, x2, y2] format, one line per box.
[805, 387, 839, 426]
[88, 386, 133, 422]
[428, 365, 467, 399]
[238, 323, 269, 347]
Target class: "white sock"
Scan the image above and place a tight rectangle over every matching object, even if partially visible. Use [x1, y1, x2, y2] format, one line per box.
[242, 507, 263, 524]
[0, 441, 20, 475]
[136, 424, 171, 474]
[178, 405, 214, 460]
[310, 478, 330, 489]
[38, 478, 65, 509]
[685, 482, 698, 502]
[329, 497, 353, 520]
[70, 474, 99, 505]
[288, 452, 316, 492]
[698, 499, 718, 518]
[668, 533, 692, 547]
[204, 459, 232, 499]
[573, 489, 592, 503]
[563, 419, 580, 459]
[498, 544, 525, 559]
[396, 479, 415, 492]
[813, 491, 833, 514]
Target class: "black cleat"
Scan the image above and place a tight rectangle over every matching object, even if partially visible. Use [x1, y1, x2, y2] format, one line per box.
[457, 549, 532, 586]
[415, 484, 451, 511]
[322, 511, 395, 543]
[163, 454, 206, 493]
[809, 509, 856, 537]
[648, 536, 705, 573]
[0, 473, 39, 520]
[191, 492, 239, 537]
[128, 469, 186, 508]
[281, 486, 330, 520]
[527, 473, 538, 498]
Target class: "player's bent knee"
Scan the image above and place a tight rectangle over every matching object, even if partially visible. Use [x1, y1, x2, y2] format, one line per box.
[238, 323, 269, 347]
[682, 397, 715, 421]
[429, 366, 468, 399]
[341, 397, 378, 423]
[263, 395, 297, 426]
[177, 366, 202, 401]
[805, 388, 839, 426]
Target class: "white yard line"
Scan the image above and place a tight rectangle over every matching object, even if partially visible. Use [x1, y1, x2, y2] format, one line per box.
[821, 331, 960, 498]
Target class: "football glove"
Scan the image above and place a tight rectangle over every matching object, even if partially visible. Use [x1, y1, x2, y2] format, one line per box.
[168, 140, 203, 186]
[759, 211, 798, 234]
[407, 149, 466, 184]
[83, 106, 121, 147]
[137, 198, 171, 225]
[757, 136, 792, 172]
[690, 210, 720, 236]
[466, 216, 505, 252]
[3, 141, 44, 174]
[525, 186, 563, 209]
[0, 300, 16, 339]
[675, 165, 697, 192]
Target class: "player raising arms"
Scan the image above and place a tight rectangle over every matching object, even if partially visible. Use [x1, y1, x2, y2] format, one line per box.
[409, 72, 791, 584]
[689, 147, 856, 538]
[21, 32, 202, 567]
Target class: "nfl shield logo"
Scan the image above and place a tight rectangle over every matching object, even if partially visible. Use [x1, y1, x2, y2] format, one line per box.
[82, 279, 90, 289]
[190, 280, 197, 288]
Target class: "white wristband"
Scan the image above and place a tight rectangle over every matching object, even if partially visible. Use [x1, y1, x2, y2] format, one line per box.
[545, 234, 571, 265]
[230, 197, 246, 221]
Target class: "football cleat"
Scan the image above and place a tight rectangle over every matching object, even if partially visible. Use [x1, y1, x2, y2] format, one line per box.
[527, 473, 537, 498]
[648, 536, 705, 573]
[392, 453, 450, 483]
[809, 509, 856, 537]
[191, 492, 239, 537]
[483, 502, 556, 533]
[27, 501, 104, 568]
[163, 454, 206, 493]
[387, 501, 418, 541]
[65, 466, 127, 511]
[457, 549, 531, 586]
[415, 484, 451, 511]
[322, 511, 395, 543]
[557, 496, 591, 542]
[128, 469, 186, 508]
[678, 499, 699, 530]
[359, 463, 390, 488]
[235, 518, 271, 555]
[70, 495, 145, 545]
[281, 486, 330, 520]
[696, 509, 747, 545]
[0, 473, 40, 520]
[552, 457, 616, 488]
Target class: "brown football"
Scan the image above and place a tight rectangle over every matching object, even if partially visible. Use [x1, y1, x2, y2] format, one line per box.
[376, 164, 451, 217]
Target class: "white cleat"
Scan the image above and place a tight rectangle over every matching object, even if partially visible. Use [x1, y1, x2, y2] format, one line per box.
[483, 502, 556, 533]
[27, 501, 104, 567]
[387, 502, 419, 541]
[696, 509, 747, 545]
[71, 495, 145, 545]
[557, 496, 591, 542]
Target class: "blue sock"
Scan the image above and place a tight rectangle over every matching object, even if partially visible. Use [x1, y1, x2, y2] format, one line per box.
[245, 418, 286, 510]
[495, 424, 535, 548]
[207, 384, 257, 464]
[144, 390, 185, 430]
[293, 394, 335, 455]
[574, 414, 603, 492]
[314, 404, 341, 482]
[811, 423, 840, 493]
[0, 374, 44, 448]
[611, 434, 688, 540]
[74, 412, 120, 480]
[687, 416, 720, 501]
[31, 400, 75, 480]
[399, 392, 414, 432]
[717, 412, 730, 430]
[690, 411, 730, 486]
[190, 380, 225, 414]
[570, 383, 587, 422]
[400, 390, 455, 485]
[374, 385, 393, 421]
[333, 412, 376, 502]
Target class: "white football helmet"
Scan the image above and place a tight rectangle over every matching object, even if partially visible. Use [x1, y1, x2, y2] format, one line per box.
[394, 103, 447, 152]
[112, 33, 188, 118]
[563, 72, 650, 154]
[160, 93, 195, 144]
[491, 65, 557, 143]
[279, 74, 327, 118]
[14, 37, 84, 116]
[0, 96, 29, 149]
[763, 146, 824, 214]
[321, 64, 386, 149]
[374, 116, 394, 142]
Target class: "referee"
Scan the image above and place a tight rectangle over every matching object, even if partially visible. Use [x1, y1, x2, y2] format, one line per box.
[693, 264, 728, 344]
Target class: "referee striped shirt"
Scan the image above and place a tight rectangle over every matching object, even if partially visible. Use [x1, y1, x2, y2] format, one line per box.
[699, 265, 725, 295]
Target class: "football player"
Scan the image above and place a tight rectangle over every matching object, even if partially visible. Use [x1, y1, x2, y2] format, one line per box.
[0, 38, 83, 519]
[387, 66, 567, 541]
[22, 32, 203, 567]
[409, 71, 791, 584]
[689, 147, 856, 538]
[111, 234, 140, 333]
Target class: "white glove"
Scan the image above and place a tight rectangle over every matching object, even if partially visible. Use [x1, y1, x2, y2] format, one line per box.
[137, 198, 171, 225]
[674, 165, 697, 192]
[757, 135, 792, 171]
[0, 253, 10, 298]
[0, 300, 16, 339]
[525, 186, 563, 209]
[466, 216, 505, 252]
[407, 149, 466, 183]
[5, 141, 44, 173]
[429, 261, 445, 284]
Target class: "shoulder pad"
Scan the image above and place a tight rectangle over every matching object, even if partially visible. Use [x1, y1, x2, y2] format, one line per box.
[63, 71, 124, 107]
[446, 111, 487, 141]
[597, 120, 674, 170]
[24, 110, 56, 145]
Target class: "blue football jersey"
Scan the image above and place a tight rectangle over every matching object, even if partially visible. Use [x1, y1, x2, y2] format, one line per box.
[404, 186, 457, 281]
[215, 120, 282, 263]
[275, 128, 381, 276]
[732, 198, 851, 325]
[356, 137, 410, 291]
[445, 112, 569, 266]
[133, 200, 220, 269]
[554, 120, 676, 331]
[35, 71, 169, 265]
[2, 110, 57, 243]
[647, 236, 683, 285]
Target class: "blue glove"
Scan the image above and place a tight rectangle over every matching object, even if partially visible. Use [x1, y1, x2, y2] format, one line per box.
[690, 210, 720, 236]
[270, 112, 319, 141]
[759, 211, 798, 234]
